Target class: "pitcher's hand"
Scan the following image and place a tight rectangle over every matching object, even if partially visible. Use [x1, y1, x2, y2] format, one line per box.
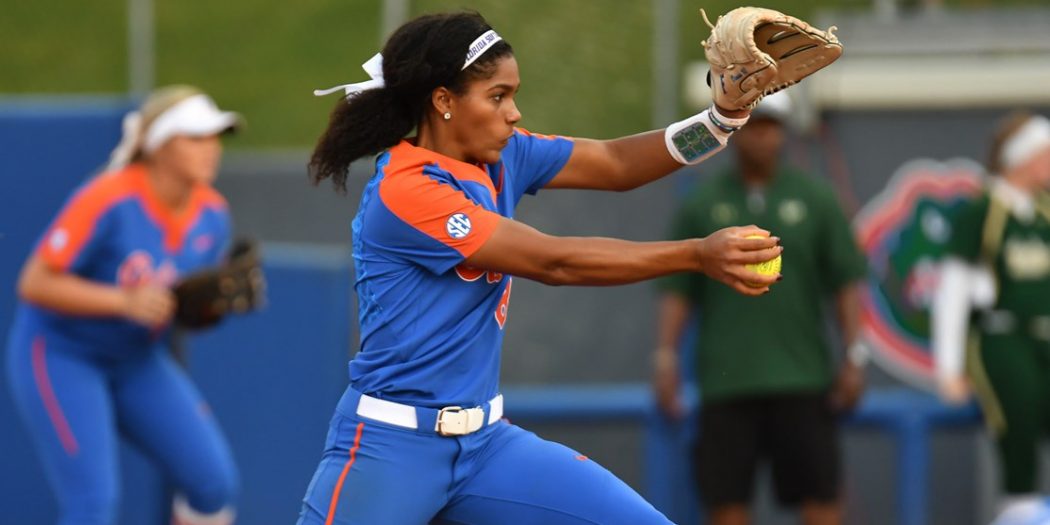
[698, 225, 782, 296]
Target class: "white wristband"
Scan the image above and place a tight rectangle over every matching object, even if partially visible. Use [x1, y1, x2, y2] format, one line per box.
[664, 107, 748, 165]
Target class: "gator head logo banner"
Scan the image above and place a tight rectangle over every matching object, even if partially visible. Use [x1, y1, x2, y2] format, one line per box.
[853, 159, 984, 390]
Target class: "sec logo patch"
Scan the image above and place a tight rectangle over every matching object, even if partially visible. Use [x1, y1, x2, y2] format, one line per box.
[446, 213, 472, 239]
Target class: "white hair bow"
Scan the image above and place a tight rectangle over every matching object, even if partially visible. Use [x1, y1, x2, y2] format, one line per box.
[313, 53, 385, 98]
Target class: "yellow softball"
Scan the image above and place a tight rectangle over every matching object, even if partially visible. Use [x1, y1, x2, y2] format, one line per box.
[744, 234, 781, 286]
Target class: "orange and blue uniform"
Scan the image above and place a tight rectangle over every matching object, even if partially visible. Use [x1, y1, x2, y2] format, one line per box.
[296, 131, 674, 525]
[5, 164, 238, 525]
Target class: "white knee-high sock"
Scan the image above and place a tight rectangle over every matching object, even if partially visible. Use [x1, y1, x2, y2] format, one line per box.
[172, 495, 235, 525]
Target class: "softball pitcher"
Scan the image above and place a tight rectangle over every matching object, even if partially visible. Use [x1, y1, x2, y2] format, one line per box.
[299, 9, 837, 525]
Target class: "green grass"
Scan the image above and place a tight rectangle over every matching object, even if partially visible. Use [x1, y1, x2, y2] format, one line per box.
[1, 1, 127, 92]
[2, 0, 1046, 147]
[153, 0, 381, 148]
[2, 0, 380, 148]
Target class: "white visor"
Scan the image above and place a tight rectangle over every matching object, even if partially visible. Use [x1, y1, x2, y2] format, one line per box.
[1002, 115, 1050, 173]
[143, 94, 241, 154]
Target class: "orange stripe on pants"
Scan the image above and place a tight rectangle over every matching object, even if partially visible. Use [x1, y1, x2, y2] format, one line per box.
[325, 422, 365, 525]
[31, 336, 79, 456]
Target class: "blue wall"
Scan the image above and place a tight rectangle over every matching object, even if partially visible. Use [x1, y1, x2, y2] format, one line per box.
[188, 245, 352, 524]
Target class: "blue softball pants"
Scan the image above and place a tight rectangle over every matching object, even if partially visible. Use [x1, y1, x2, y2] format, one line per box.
[5, 326, 238, 525]
[297, 387, 674, 525]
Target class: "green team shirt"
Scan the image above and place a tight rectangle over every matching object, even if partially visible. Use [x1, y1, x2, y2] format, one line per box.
[660, 167, 867, 402]
[945, 190, 1050, 319]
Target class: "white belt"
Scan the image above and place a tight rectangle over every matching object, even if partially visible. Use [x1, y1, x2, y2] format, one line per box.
[356, 393, 503, 436]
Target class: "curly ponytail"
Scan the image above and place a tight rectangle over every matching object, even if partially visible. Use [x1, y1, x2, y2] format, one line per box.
[309, 11, 513, 192]
[309, 88, 414, 191]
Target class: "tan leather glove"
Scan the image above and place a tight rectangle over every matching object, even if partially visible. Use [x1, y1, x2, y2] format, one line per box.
[701, 7, 843, 110]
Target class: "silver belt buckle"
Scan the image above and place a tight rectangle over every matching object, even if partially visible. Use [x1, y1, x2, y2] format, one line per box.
[436, 406, 469, 436]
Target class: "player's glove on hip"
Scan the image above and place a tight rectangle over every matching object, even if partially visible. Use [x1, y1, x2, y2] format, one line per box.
[701, 6, 842, 110]
[173, 237, 266, 329]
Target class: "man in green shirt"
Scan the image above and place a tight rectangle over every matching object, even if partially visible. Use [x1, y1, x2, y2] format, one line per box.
[652, 93, 867, 525]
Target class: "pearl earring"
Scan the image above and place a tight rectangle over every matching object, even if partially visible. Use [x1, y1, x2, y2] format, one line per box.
[443, 112, 452, 120]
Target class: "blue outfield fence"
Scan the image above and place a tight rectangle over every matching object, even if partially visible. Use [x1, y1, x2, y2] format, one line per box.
[502, 384, 983, 525]
[186, 244, 354, 524]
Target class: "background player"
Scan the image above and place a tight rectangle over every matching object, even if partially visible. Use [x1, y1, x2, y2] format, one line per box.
[652, 92, 867, 525]
[297, 11, 790, 525]
[6, 85, 241, 525]
[933, 111, 1050, 525]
